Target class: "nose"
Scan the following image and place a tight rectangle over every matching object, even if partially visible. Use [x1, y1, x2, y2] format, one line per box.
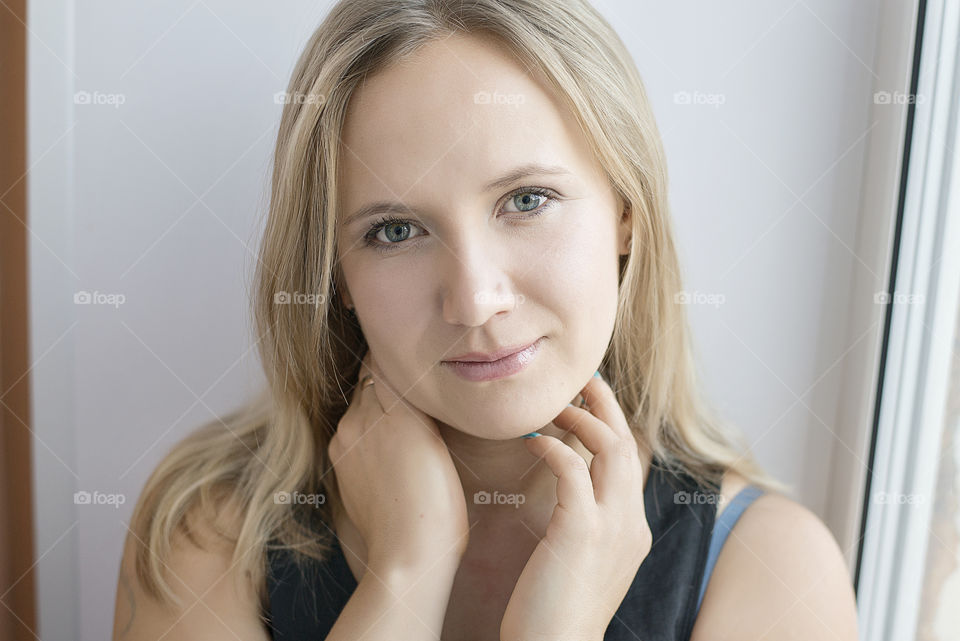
[440, 235, 522, 327]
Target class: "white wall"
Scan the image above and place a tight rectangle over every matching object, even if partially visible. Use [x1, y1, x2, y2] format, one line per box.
[27, 1, 887, 639]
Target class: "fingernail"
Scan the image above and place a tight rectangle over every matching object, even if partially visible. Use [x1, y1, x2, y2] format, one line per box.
[521, 432, 541, 439]
[593, 370, 601, 378]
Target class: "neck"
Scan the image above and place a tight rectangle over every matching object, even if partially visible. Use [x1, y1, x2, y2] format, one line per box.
[440, 421, 585, 510]
[436, 418, 654, 531]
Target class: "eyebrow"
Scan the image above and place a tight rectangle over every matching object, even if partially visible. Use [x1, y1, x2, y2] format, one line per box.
[342, 162, 573, 228]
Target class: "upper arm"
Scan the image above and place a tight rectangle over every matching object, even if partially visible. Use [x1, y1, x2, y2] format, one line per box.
[689, 493, 859, 641]
[112, 503, 272, 641]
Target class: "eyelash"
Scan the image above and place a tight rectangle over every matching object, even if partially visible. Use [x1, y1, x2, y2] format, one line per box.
[361, 186, 559, 252]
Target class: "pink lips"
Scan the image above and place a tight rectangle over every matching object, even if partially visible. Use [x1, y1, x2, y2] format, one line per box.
[442, 337, 544, 382]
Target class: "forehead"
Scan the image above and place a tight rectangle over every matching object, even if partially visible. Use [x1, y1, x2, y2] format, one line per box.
[338, 33, 600, 209]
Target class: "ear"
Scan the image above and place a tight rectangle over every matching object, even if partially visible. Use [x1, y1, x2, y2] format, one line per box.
[617, 199, 632, 256]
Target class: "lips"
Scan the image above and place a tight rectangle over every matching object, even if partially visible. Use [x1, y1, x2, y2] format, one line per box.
[444, 338, 542, 363]
[442, 337, 544, 382]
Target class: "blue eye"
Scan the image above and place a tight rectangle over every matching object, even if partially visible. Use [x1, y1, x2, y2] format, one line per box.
[504, 190, 548, 213]
[365, 217, 422, 246]
[361, 186, 559, 252]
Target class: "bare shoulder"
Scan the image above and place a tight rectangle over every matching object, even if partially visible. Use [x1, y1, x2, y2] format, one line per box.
[690, 471, 859, 641]
[112, 496, 271, 641]
[714, 469, 751, 519]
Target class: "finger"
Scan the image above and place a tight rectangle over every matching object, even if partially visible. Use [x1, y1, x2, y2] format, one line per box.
[579, 375, 646, 487]
[358, 351, 434, 442]
[552, 406, 637, 506]
[578, 374, 633, 441]
[362, 350, 411, 417]
[551, 404, 619, 456]
[591, 435, 640, 507]
[523, 434, 596, 511]
[352, 350, 381, 411]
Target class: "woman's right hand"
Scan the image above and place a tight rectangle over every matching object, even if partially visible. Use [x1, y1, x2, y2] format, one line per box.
[329, 348, 470, 574]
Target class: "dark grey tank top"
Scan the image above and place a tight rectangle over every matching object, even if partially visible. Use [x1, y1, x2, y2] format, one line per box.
[264, 457, 759, 640]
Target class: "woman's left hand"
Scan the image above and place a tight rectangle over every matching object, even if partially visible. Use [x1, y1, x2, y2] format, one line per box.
[500, 373, 653, 641]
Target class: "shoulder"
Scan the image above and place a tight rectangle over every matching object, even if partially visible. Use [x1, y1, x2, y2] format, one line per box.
[689, 471, 859, 641]
[113, 496, 271, 641]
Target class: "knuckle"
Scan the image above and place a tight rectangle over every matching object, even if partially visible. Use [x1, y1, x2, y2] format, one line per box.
[567, 452, 589, 471]
[590, 374, 612, 396]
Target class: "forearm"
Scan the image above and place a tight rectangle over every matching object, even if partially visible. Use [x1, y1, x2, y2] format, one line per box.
[325, 561, 458, 641]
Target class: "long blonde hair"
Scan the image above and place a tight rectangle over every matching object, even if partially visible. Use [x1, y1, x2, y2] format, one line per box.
[129, 0, 792, 612]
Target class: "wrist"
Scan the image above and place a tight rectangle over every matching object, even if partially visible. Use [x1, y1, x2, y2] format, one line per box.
[368, 545, 462, 583]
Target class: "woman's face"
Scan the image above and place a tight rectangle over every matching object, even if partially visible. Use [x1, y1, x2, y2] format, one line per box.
[336, 33, 631, 439]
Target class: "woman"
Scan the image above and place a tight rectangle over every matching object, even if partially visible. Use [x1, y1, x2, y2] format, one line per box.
[112, 1, 859, 640]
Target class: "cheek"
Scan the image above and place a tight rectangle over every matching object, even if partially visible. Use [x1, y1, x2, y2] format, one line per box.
[530, 215, 620, 310]
[347, 250, 433, 322]
[346, 260, 437, 385]
[526, 215, 621, 356]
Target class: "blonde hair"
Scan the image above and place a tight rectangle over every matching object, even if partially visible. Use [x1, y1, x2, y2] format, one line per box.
[129, 0, 793, 612]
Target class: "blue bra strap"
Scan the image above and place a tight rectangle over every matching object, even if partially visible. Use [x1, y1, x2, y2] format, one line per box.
[696, 485, 765, 614]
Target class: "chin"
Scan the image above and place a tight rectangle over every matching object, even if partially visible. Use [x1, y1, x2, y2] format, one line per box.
[436, 413, 535, 440]
[431, 383, 571, 437]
